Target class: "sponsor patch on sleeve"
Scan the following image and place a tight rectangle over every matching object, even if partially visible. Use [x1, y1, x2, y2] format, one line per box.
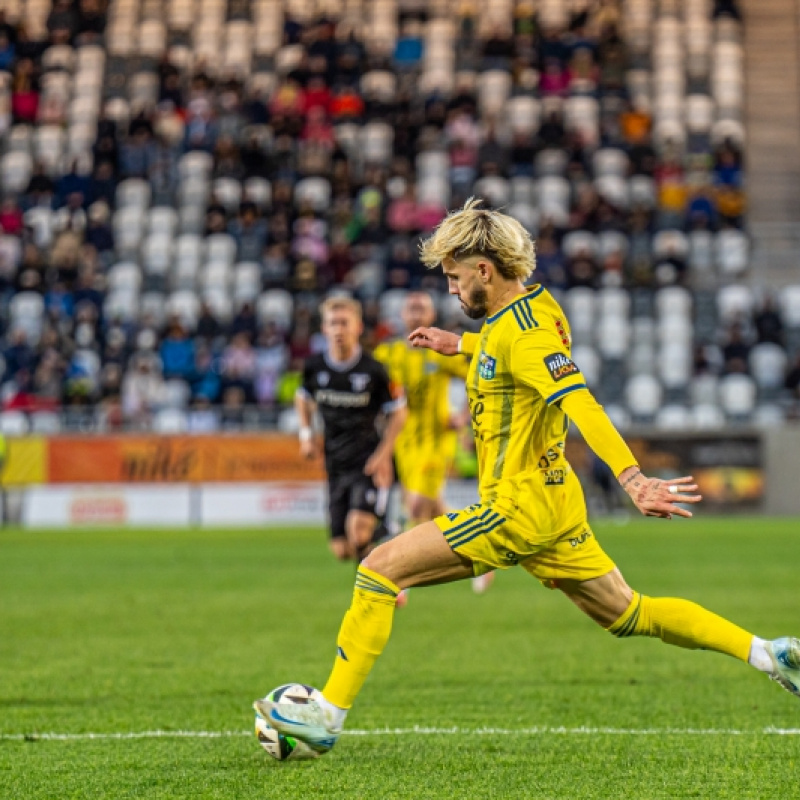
[544, 352, 581, 382]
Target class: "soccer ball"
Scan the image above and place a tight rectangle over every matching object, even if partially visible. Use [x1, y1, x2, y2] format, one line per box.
[254, 683, 321, 762]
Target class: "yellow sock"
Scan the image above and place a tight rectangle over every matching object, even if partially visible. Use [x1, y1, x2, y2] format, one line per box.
[322, 566, 400, 709]
[607, 591, 753, 662]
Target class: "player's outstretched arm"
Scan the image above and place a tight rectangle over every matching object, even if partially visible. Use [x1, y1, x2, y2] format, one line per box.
[560, 389, 701, 519]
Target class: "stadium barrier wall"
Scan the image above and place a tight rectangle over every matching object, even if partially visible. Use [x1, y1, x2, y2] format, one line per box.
[3, 429, 798, 527]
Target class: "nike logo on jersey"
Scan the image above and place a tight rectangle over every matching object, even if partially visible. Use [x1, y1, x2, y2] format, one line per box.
[544, 353, 580, 382]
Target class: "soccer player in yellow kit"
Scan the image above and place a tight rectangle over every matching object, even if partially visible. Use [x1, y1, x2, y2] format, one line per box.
[376, 291, 493, 597]
[374, 292, 465, 529]
[257, 200, 800, 752]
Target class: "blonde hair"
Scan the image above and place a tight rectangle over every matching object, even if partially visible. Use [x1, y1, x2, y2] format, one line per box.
[320, 295, 363, 320]
[419, 198, 536, 280]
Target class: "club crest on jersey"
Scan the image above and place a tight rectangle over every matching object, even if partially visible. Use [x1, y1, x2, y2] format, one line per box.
[544, 353, 580, 382]
[478, 351, 497, 380]
[349, 372, 370, 392]
[317, 371, 330, 387]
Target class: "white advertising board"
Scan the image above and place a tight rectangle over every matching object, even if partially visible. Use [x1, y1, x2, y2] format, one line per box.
[200, 482, 327, 526]
[22, 485, 193, 527]
[18, 480, 481, 528]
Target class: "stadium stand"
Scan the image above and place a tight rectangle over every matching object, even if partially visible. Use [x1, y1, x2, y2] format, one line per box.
[0, 0, 795, 434]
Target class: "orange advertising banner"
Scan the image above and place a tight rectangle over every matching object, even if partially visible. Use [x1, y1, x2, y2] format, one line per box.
[47, 435, 326, 484]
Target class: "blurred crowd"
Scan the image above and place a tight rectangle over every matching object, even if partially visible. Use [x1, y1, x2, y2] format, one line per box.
[0, 0, 784, 432]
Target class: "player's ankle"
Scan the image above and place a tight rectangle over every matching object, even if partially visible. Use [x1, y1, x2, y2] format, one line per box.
[748, 636, 774, 673]
[317, 693, 348, 732]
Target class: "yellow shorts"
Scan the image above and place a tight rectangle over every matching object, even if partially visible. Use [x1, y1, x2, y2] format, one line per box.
[434, 471, 616, 587]
[395, 437, 456, 500]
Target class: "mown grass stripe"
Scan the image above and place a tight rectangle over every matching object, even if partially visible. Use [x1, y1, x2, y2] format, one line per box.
[5, 727, 800, 741]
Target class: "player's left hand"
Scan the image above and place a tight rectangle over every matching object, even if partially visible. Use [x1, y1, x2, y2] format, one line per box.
[620, 472, 702, 519]
[364, 452, 394, 489]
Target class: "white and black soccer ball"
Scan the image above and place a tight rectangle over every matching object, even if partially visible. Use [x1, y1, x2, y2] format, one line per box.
[254, 683, 321, 762]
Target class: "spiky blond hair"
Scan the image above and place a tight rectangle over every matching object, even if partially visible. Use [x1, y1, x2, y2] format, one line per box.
[419, 198, 536, 280]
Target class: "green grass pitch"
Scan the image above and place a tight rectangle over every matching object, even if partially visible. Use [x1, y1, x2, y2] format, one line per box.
[2, 517, 800, 799]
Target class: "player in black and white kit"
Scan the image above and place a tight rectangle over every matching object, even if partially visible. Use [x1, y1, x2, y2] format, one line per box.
[295, 296, 407, 562]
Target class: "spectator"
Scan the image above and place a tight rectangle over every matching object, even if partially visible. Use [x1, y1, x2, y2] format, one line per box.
[12, 58, 39, 124]
[160, 319, 196, 380]
[195, 301, 223, 343]
[0, 199, 23, 236]
[75, 0, 106, 43]
[0, 28, 14, 71]
[722, 324, 751, 374]
[84, 202, 114, 255]
[254, 324, 288, 407]
[121, 353, 165, 422]
[188, 396, 220, 432]
[230, 302, 258, 342]
[394, 20, 423, 69]
[753, 297, 784, 346]
[219, 384, 247, 429]
[229, 202, 268, 262]
[192, 343, 221, 402]
[330, 85, 365, 121]
[222, 331, 257, 390]
[4, 329, 36, 381]
[540, 58, 570, 97]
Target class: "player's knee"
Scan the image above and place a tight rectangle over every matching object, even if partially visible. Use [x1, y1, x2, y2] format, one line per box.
[361, 541, 395, 580]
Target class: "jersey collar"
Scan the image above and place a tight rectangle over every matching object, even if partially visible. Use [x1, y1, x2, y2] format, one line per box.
[324, 346, 363, 372]
[486, 285, 544, 324]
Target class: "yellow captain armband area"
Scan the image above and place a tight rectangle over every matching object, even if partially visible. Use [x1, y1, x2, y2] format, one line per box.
[559, 388, 638, 479]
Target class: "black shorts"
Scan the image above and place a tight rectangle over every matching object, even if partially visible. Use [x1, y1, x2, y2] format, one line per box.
[327, 470, 388, 540]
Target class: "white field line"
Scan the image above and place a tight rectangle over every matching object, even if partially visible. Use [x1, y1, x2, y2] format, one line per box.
[3, 726, 800, 741]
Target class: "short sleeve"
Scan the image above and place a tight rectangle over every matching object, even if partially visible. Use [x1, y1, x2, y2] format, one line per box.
[297, 359, 314, 400]
[511, 329, 587, 405]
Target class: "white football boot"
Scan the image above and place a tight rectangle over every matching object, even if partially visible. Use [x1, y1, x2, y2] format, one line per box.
[765, 637, 800, 697]
[252, 697, 340, 754]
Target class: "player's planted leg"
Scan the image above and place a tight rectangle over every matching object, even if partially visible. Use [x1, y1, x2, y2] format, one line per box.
[561, 568, 800, 697]
[261, 521, 473, 752]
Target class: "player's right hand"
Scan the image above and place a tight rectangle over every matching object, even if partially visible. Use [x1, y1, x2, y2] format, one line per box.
[408, 327, 460, 356]
[621, 472, 702, 519]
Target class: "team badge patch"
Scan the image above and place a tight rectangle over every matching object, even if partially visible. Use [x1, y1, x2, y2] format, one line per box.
[478, 351, 497, 380]
[544, 353, 580, 382]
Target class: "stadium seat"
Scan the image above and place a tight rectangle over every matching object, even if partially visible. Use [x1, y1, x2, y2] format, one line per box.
[692, 403, 726, 429]
[655, 404, 692, 430]
[749, 343, 788, 392]
[257, 289, 294, 331]
[625, 374, 663, 423]
[719, 373, 757, 420]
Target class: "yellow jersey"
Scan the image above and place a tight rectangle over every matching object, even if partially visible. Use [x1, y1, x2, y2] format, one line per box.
[374, 339, 469, 452]
[461, 285, 587, 502]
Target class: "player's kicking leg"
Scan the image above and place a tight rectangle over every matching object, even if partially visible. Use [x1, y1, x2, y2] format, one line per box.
[558, 568, 800, 697]
[254, 519, 474, 751]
